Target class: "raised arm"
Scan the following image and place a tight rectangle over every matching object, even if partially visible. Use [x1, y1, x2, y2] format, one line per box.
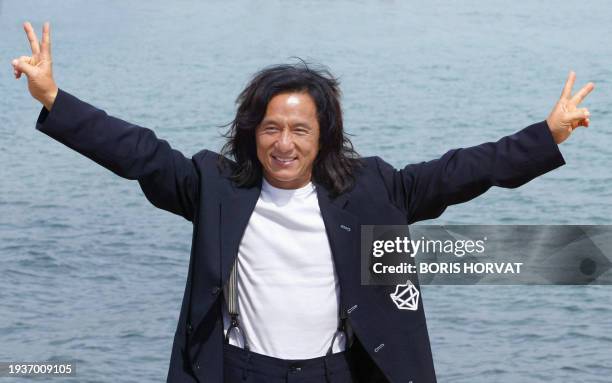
[12, 22, 199, 221]
[375, 72, 594, 224]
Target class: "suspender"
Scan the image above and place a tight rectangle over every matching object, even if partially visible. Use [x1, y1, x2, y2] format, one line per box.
[225, 261, 249, 350]
[223, 258, 352, 355]
[326, 304, 349, 356]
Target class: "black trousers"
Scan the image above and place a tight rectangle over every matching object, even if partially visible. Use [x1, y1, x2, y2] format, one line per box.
[223, 343, 357, 383]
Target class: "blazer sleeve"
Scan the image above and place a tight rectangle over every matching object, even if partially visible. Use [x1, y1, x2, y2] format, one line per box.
[35, 88, 199, 222]
[374, 121, 566, 224]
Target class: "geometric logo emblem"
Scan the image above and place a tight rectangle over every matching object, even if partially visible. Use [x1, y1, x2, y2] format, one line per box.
[389, 280, 419, 311]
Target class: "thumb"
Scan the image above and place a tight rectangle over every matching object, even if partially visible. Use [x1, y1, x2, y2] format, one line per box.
[12, 56, 36, 77]
[565, 108, 590, 123]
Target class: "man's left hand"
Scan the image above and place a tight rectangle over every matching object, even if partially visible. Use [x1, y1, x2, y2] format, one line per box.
[547, 71, 594, 145]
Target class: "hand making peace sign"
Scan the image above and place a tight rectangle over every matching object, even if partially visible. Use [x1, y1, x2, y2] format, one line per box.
[11, 22, 58, 111]
[546, 71, 595, 144]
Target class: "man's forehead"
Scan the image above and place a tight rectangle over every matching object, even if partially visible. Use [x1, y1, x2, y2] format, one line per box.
[285, 94, 301, 106]
[262, 93, 318, 121]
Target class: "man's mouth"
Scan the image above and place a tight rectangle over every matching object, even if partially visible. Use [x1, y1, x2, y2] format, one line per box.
[272, 155, 297, 165]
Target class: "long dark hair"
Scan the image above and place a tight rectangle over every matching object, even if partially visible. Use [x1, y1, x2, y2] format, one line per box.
[219, 60, 361, 197]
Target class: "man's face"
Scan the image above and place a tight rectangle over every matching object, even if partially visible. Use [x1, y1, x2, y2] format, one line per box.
[255, 91, 320, 189]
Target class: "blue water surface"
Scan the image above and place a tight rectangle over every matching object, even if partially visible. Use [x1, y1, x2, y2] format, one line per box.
[1, 1, 611, 382]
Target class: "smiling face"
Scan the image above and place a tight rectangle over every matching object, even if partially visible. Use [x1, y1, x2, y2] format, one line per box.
[255, 91, 321, 189]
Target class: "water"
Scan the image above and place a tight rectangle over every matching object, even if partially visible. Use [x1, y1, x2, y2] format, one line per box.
[1, 0, 611, 382]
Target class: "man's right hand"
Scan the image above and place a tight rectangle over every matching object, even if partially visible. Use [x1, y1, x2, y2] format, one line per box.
[12, 22, 58, 111]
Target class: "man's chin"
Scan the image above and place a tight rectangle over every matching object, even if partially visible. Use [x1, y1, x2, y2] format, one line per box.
[263, 173, 307, 189]
[268, 176, 297, 185]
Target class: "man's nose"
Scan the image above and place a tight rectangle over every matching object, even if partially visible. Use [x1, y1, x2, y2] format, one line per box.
[276, 130, 295, 152]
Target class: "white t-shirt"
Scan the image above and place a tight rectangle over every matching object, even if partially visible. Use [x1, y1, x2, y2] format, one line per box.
[222, 178, 346, 359]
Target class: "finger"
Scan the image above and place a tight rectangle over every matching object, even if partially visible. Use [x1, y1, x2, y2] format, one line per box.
[23, 21, 40, 55]
[580, 118, 590, 128]
[566, 108, 590, 123]
[560, 71, 576, 100]
[15, 55, 32, 65]
[570, 82, 595, 106]
[12, 63, 19, 78]
[574, 119, 589, 129]
[11, 56, 36, 77]
[41, 22, 51, 58]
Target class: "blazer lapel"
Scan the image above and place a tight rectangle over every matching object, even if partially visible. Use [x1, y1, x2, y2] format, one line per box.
[315, 183, 361, 302]
[219, 179, 262, 285]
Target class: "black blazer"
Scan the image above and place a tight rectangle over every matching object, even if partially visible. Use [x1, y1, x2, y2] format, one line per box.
[35, 89, 565, 383]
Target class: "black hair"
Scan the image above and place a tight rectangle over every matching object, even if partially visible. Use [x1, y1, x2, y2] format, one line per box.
[219, 60, 361, 196]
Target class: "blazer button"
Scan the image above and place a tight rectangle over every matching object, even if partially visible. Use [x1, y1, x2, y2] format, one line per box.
[211, 286, 221, 295]
[186, 322, 193, 335]
[289, 363, 302, 373]
[193, 362, 200, 370]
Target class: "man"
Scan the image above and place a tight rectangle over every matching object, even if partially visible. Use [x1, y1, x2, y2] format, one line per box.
[12, 22, 593, 383]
